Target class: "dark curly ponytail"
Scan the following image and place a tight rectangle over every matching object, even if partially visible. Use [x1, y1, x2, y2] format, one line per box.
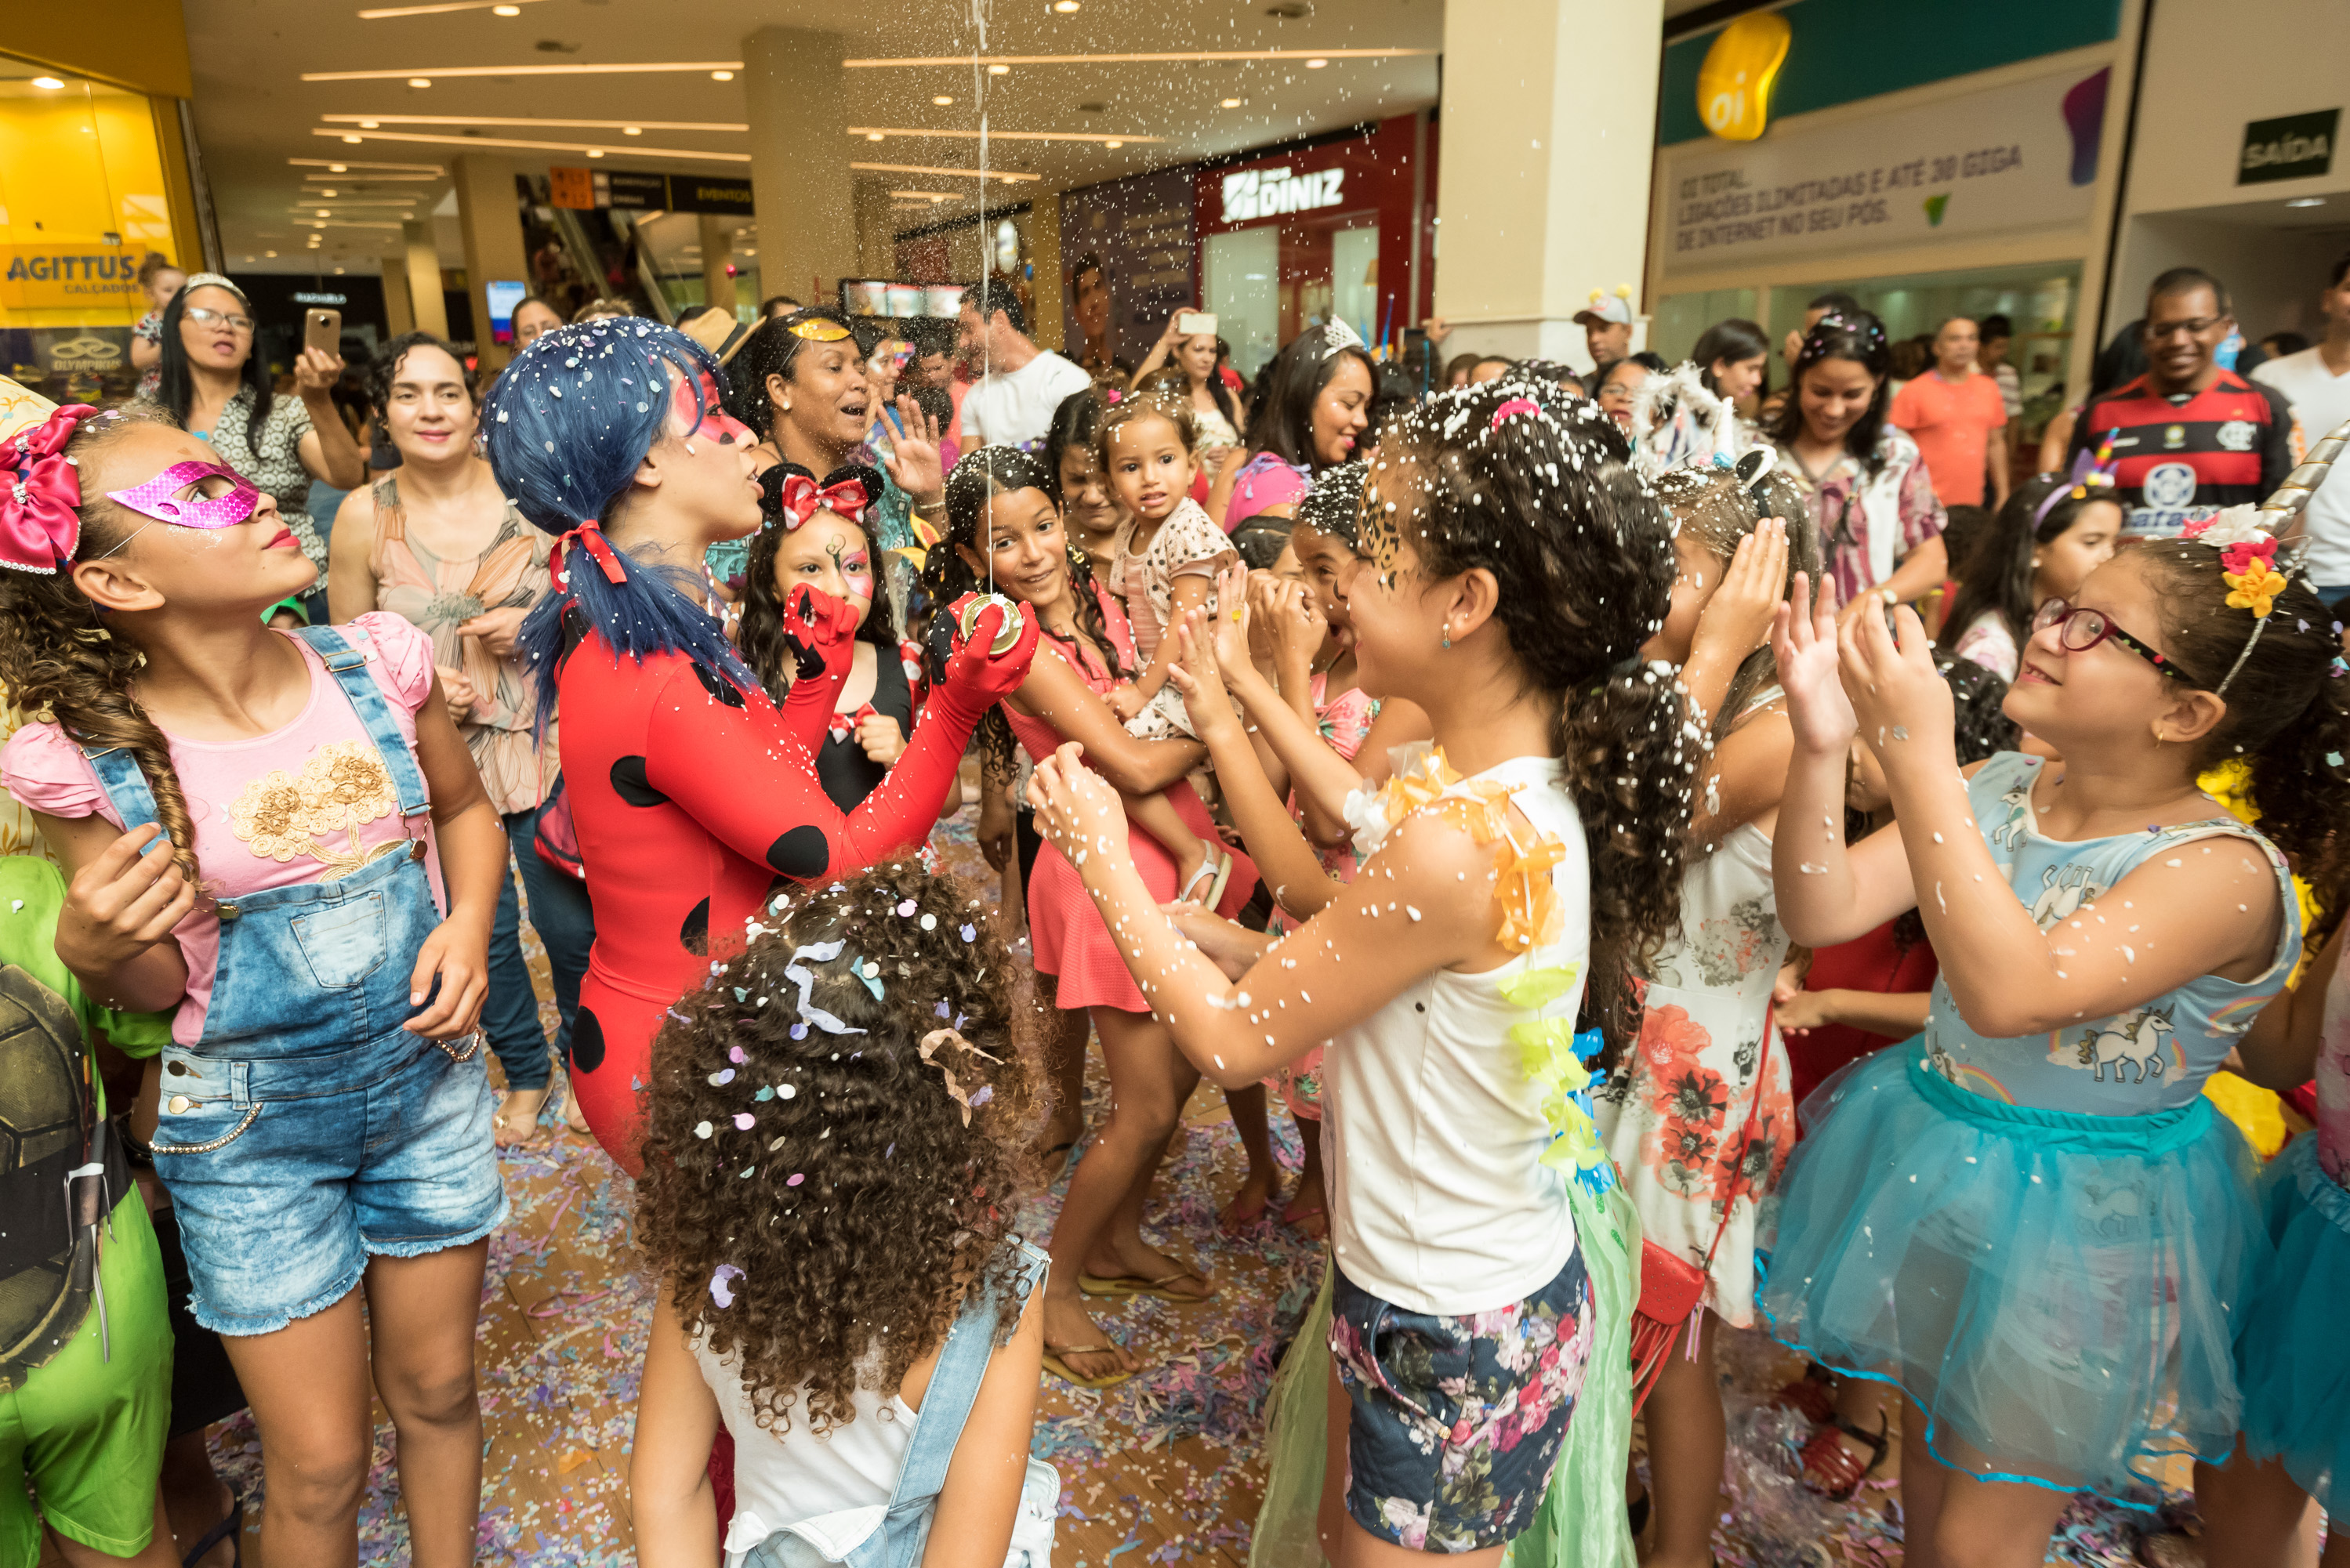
[1372, 377, 1694, 1046]
[0, 410, 201, 885]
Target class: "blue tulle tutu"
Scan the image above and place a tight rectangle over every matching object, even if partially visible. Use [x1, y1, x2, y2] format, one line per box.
[2239, 1132, 2348, 1509]
[1757, 1043, 2268, 1505]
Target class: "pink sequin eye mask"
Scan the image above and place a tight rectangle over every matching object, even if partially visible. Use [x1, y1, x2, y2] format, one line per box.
[105, 461, 261, 528]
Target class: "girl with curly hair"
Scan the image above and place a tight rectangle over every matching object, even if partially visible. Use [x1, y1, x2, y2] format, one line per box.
[922, 446, 1262, 1388]
[0, 401, 507, 1566]
[1762, 476, 2350, 1555]
[630, 858, 1054, 1564]
[1029, 378, 1695, 1559]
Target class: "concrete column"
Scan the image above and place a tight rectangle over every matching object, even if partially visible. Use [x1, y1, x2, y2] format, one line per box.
[1433, 0, 1663, 371]
[400, 220, 448, 340]
[1028, 190, 1065, 353]
[698, 213, 738, 314]
[744, 27, 858, 310]
[452, 154, 528, 372]
[382, 253, 416, 337]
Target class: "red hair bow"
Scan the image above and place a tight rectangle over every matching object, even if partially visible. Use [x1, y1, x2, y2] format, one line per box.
[549, 519, 627, 589]
[773, 473, 872, 531]
[0, 404, 96, 576]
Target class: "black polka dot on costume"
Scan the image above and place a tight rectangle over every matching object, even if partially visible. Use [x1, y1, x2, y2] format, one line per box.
[691, 663, 748, 709]
[680, 897, 710, 956]
[766, 825, 829, 878]
[572, 1005, 606, 1072]
[610, 755, 667, 807]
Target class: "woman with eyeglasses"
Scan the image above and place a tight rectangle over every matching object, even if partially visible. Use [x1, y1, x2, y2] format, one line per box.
[143, 274, 366, 586]
[1768, 310, 1948, 631]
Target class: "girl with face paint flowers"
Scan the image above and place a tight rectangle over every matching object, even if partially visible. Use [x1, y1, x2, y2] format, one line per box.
[0, 393, 511, 1568]
[481, 321, 1039, 1173]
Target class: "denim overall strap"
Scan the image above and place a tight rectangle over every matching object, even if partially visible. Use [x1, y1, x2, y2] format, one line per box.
[74, 740, 167, 854]
[290, 625, 431, 819]
[881, 1243, 1049, 1538]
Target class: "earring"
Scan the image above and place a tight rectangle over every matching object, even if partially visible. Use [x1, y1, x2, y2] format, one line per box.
[1441, 625, 1452, 649]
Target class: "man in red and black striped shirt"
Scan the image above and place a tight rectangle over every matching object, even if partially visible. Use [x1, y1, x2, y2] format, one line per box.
[2069, 268, 2294, 536]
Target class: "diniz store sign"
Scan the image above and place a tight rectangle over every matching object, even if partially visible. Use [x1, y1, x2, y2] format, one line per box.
[1220, 165, 1348, 223]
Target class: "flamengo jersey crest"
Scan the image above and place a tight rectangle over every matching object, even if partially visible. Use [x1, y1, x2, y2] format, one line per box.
[1221, 166, 1347, 223]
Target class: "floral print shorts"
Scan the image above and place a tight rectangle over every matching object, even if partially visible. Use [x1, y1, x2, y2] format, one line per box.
[1329, 1251, 1594, 1552]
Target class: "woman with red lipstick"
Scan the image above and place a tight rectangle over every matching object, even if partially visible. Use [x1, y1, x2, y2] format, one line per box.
[1207, 323, 1376, 532]
[328, 332, 596, 1146]
[483, 320, 1037, 1173]
[142, 273, 365, 588]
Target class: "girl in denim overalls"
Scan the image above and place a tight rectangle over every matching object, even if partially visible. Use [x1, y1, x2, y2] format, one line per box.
[0, 406, 509, 1566]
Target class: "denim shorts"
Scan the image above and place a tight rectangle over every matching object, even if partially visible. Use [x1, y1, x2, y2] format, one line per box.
[1329, 1251, 1594, 1552]
[151, 1030, 506, 1335]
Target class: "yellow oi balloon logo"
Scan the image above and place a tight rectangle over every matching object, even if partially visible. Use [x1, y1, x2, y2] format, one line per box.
[1696, 13, 1791, 143]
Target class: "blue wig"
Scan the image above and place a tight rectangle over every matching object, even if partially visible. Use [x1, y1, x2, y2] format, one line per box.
[482, 319, 758, 723]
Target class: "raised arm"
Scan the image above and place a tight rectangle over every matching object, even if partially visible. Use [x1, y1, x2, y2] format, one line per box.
[1027, 742, 1507, 1085]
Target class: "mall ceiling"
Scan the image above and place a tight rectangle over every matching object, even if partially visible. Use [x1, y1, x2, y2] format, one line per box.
[182, 0, 1458, 277]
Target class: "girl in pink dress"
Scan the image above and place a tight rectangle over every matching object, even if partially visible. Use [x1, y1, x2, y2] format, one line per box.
[923, 447, 1260, 1389]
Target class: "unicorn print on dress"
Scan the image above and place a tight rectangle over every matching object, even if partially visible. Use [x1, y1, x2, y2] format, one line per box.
[2029, 865, 2105, 930]
[1988, 779, 2035, 853]
[2071, 1006, 2174, 1085]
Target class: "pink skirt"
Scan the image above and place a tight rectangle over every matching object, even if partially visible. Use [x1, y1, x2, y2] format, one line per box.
[1027, 780, 1257, 1014]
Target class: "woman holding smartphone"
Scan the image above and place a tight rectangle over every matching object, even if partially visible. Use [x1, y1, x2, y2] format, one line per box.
[1131, 309, 1245, 481]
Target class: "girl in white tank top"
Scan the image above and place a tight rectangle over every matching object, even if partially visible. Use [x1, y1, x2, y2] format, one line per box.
[1028, 382, 1694, 1559]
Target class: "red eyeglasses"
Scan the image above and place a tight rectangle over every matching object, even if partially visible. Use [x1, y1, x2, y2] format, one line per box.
[2031, 598, 2204, 688]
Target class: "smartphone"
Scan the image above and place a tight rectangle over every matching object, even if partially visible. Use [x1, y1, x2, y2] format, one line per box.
[303, 308, 342, 357]
[1176, 310, 1217, 337]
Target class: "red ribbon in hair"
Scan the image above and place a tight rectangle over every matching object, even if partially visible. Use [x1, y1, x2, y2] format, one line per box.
[549, 519, 628, 589]
[0, 404, 96, 576]
[772, 473, 872, 531]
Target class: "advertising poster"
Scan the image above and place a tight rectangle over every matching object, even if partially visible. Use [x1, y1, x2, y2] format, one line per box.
[1058, 168, 1198, 377]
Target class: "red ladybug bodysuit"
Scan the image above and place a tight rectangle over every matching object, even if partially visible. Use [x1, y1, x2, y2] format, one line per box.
[558, 592, 1033, 1171]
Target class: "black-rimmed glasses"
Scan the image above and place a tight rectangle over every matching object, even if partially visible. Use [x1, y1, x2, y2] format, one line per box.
[2032, 598, 2203, 687]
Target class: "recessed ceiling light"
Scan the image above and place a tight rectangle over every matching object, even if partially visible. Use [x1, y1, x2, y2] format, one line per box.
[2287, 197, 2326, 208]
[1221, 97, 1242, 107]
[335, 266, 347, 273]
[1305, 57, 1328, 68]
[868, 132, 886, 140]
[31, 77, 64, 90]
[1104, 139, 1122, 148]
[360, 120, 379, 128]
[988, 63, 1010, 74]
[316, 208, 331, 216]
[321, 188, 338, 196]
[1054, 1, 1080, 10]
[408, 77, 432, 87]
[329, 164, 348, 172]
[264, 249, 277, 257]
[933, 95, 955, 105]
[622, 125, 641, 134]
[493, 3, 522, 13]
[711, 69, 734, 81]
[587, 147, 604, 157]
[343, 135, 364, 143]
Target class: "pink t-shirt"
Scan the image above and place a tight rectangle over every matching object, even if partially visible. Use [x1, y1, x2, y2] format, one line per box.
[1, 614, 442, 1047]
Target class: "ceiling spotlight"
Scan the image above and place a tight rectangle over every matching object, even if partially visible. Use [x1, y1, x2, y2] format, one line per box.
[316, 208, 331, 216]
[360, 120, 380, 129]
[334, 266, 347, 273]
[31, 77, 65, 90]
[329, 163, 348, 172]
[493, 3, 522, 12]
[933, 95, 954, 105]
[320, 188, 338, 196]
[622, 125, 641, 135]
[988, 63, 1010, 74]
[1054, 1, 1080, 10]
[1305, 57, 1328, 68]
[343, 135, 364, 143]
[1221, 96, 1242, 107]
[408, 77, 432, 87]
[867, 132, 885, 140]
[2287, 197, 2326, 208]
[1104, 139, 1122, 148]
[264, 249, 277, 257]
[711, 69, 734, 80]
[587, 147, 604, 158]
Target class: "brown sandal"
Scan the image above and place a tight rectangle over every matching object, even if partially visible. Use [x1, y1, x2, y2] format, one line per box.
[1799, 1414, 1891, 1501]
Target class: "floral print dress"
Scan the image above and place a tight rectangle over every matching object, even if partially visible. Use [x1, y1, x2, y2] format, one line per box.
[1592, 701, 1795, 1327]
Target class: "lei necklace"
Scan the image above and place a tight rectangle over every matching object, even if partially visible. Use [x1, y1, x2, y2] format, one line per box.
[1349, 747, 1615, 1195]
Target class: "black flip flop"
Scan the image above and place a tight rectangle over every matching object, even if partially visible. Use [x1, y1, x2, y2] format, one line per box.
[181, 1488, 243, 1568]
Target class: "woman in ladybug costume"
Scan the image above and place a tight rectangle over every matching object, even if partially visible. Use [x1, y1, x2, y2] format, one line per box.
[484, 321, 1035, 1171]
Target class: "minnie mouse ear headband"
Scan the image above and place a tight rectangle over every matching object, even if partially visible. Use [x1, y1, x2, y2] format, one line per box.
[2184, 413, 2350, 693]
[760, 462, 882, 531]
[0, 380, 92, 575]
[676, 305, 753, 367]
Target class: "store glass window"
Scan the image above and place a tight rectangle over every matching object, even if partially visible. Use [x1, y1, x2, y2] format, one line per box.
[1, 55, 185, 403]
[1205, 228, 1279, 380]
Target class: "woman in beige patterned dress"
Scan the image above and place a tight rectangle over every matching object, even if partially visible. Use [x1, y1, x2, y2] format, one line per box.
[328, 333, 594, 1143]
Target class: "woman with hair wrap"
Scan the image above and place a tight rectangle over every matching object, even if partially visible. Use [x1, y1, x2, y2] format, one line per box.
[480, 320, 1037, 1173]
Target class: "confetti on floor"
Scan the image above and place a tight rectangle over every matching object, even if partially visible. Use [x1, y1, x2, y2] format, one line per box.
[190, 813, 2199, 1566]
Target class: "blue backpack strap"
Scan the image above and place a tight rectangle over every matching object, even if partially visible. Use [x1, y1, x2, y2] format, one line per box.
[882, 1242, 1049, 1531]
[291, 625, 431, 819]
[74, 741, 168, 854]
